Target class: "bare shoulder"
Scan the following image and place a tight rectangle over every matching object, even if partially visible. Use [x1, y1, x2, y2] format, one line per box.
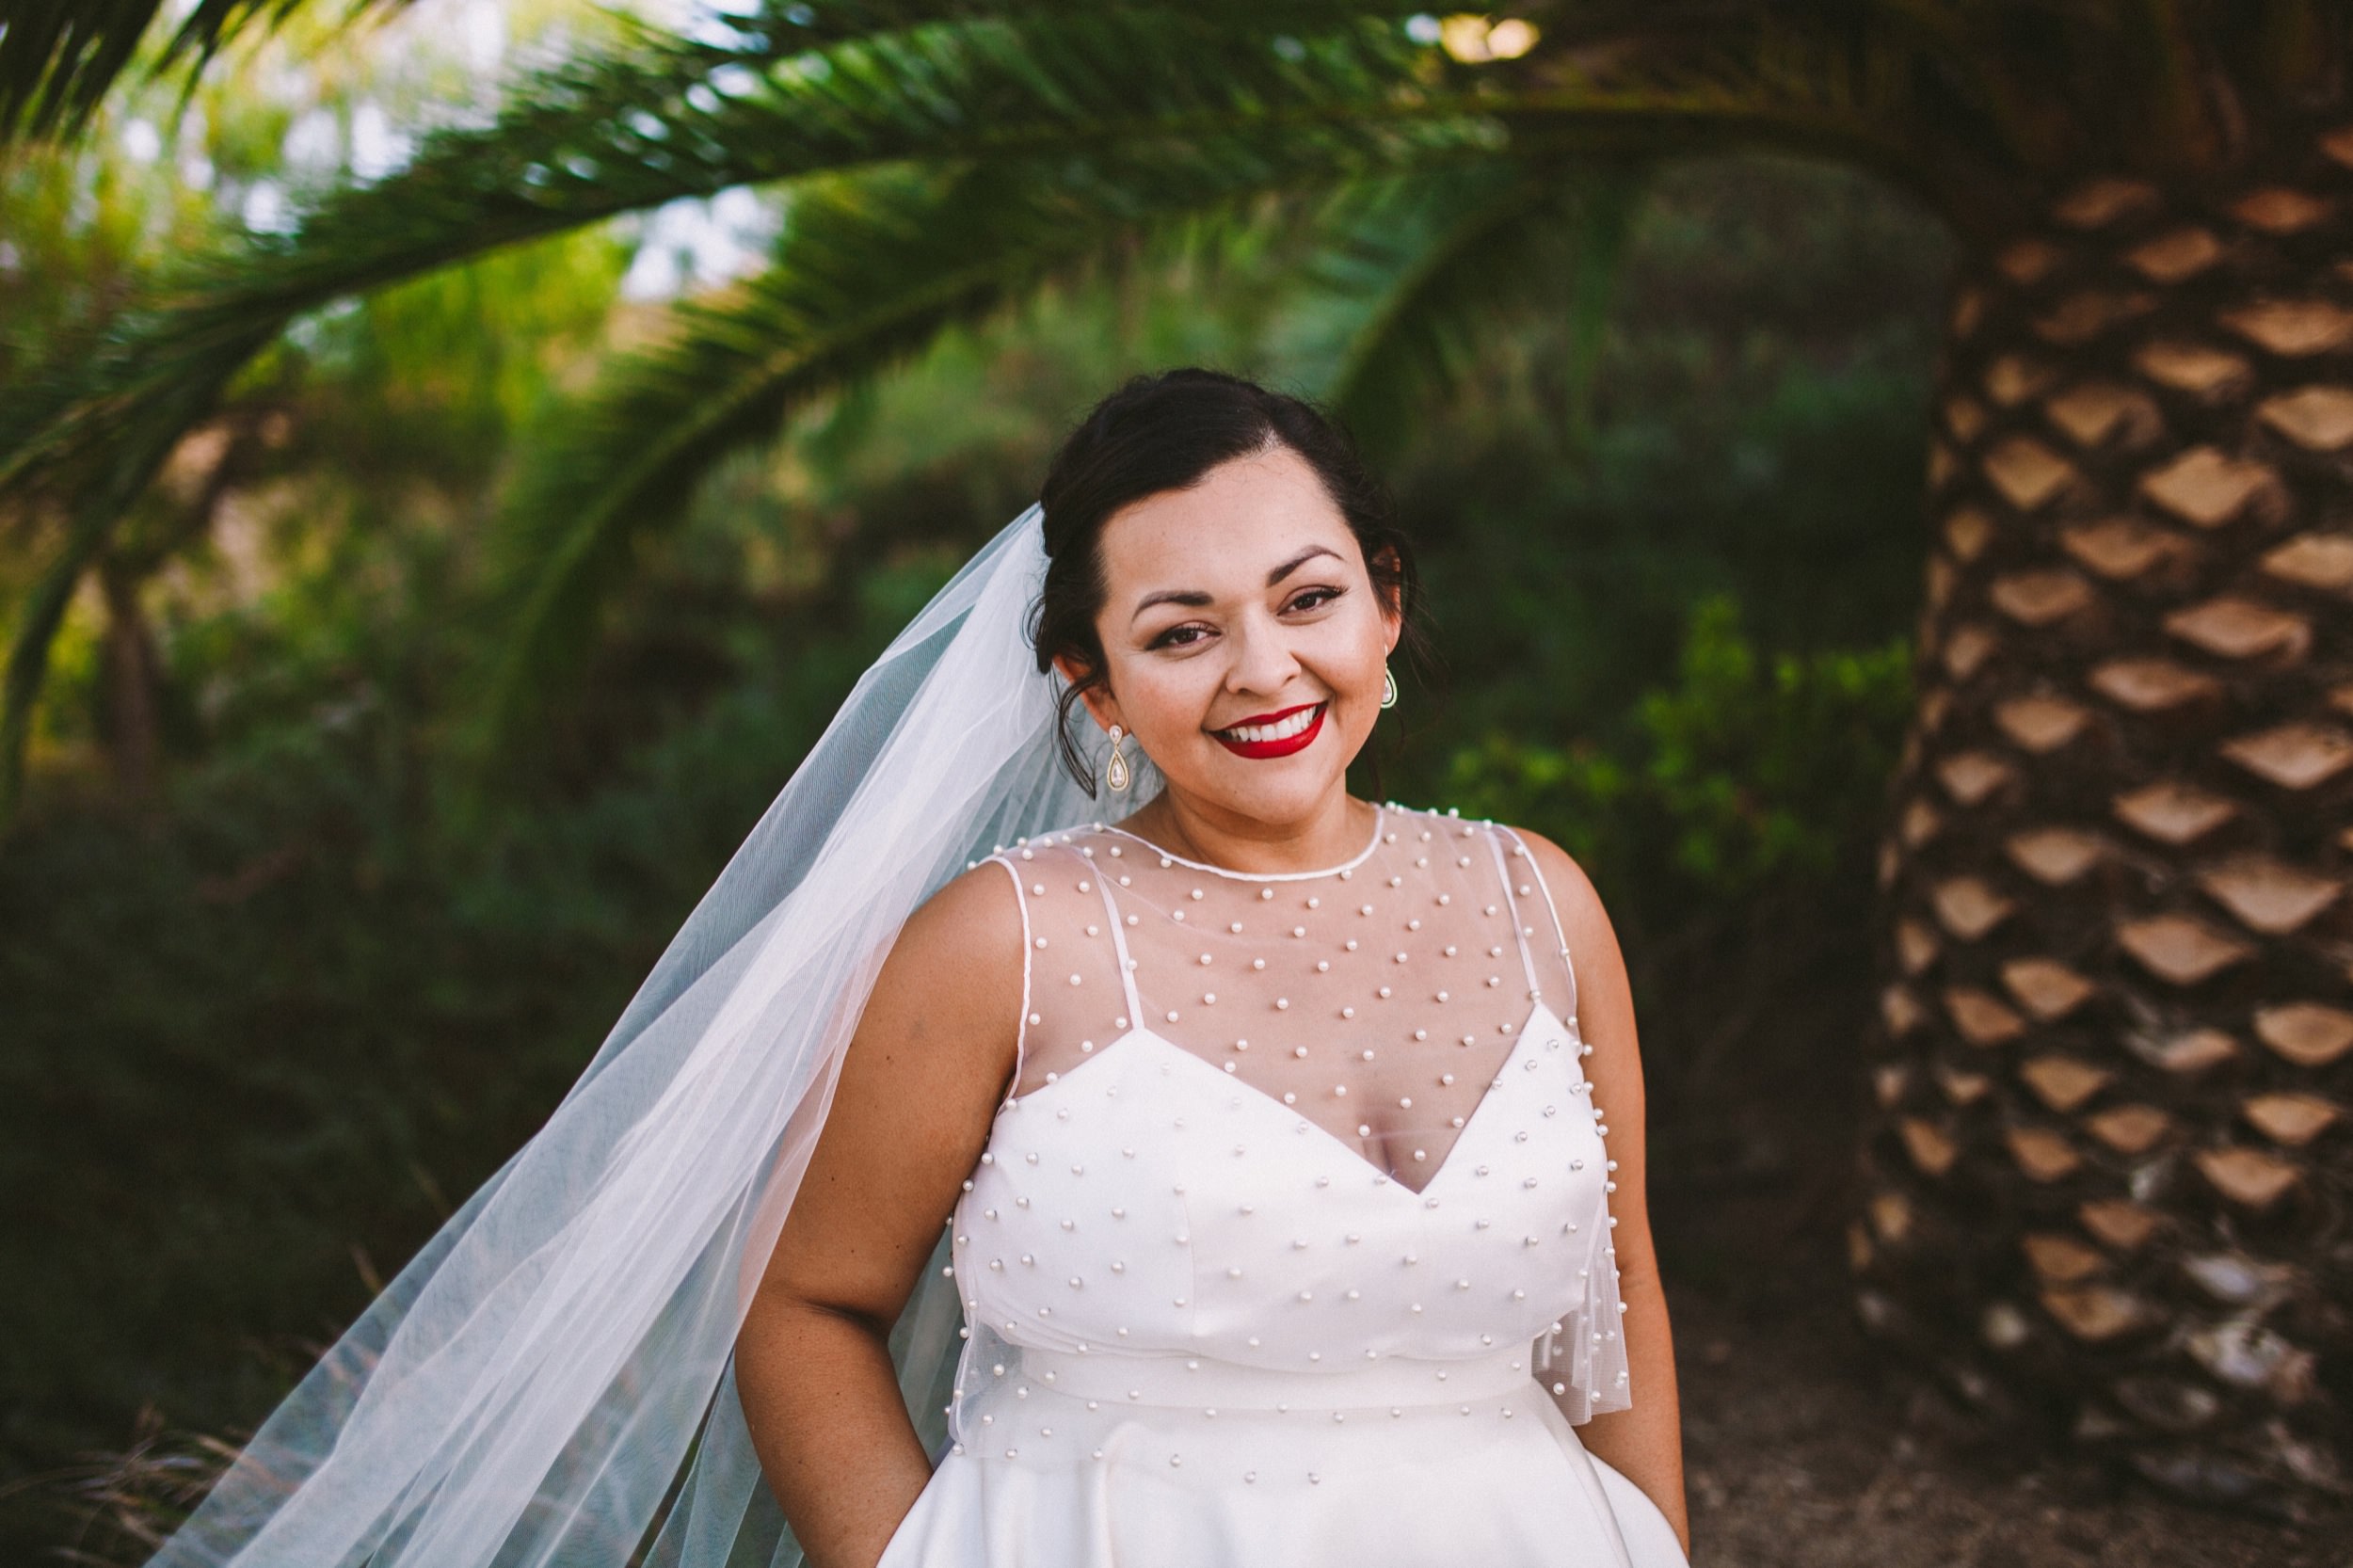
[1495, 820, 1610, 941]
[900, 854, 1028, 966]
[871, 855, 1028, 1049]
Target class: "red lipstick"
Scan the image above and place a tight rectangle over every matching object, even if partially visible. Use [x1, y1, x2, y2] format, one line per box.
[1211, 700, 1326, 760]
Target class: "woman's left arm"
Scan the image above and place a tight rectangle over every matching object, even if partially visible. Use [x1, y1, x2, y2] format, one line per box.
[1519, 828, 1690, 1557]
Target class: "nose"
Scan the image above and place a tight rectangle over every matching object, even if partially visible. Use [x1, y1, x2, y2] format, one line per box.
[1225, 606, 1303, 698]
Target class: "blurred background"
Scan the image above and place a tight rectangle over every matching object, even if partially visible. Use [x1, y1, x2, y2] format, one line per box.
[1, 2, 2346, 1562]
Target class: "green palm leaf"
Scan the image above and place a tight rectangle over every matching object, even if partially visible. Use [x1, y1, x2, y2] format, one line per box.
[0, 0, 415, 144]
[0, 3, 1961, 818]
[1297, 157, 1646, 455]
[471, 118, 1502, 762]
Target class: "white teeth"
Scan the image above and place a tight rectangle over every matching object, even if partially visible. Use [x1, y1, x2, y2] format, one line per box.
[1219, 703, 1321, 744]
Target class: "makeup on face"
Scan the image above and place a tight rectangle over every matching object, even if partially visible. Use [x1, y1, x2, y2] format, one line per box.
[1209, 699, 1327, 759]
[1094, 447, 1390, 804]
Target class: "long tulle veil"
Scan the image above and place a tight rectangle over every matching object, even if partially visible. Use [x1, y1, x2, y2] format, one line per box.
[150, 504, 1158, 1568]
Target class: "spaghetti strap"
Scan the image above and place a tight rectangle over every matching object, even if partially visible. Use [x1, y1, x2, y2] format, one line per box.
[1494, 823, 1579, 1028]
[1090, 871, 1144, 1029]
[1481, 821, 1545, 1007]
[981, 853, 1033, 1110]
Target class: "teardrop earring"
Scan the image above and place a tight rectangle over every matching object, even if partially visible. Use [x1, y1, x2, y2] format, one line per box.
[1105, 723, 1131, 793]
[1380, 663, 1399, 711]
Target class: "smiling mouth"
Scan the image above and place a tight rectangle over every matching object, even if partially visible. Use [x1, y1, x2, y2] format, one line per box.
[1212, 701, 1325, 744]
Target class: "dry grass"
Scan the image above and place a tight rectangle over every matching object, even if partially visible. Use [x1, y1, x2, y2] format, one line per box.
[7, 1406, 238, 1567]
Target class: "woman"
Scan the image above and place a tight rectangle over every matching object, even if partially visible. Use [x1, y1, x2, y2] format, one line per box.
[142, 371, 1685, 1568]
[735, 371, 1689, 1567]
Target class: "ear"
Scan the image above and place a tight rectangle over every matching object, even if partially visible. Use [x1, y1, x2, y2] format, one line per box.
[1052, 652, 1123, 730]
[1369, 544, 1404, 656]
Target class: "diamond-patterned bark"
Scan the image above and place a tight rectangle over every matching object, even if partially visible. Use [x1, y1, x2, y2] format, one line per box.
[1854, 141, 2353, 1505]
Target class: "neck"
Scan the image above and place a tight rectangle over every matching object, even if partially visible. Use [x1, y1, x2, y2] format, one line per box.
[1114, 787, 1374, 876]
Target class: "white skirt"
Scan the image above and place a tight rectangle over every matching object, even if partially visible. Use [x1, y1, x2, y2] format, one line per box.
[876, 1365, 1688, 1568]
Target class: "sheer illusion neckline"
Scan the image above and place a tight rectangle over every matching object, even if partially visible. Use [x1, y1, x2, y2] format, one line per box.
[1001, 995, 1574, 1197]
[1096, 803, 1385, 882]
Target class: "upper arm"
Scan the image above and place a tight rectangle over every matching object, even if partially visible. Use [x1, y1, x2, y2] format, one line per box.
[1509, 826, 1657, 1243]
[747, 857, 1026, 1333]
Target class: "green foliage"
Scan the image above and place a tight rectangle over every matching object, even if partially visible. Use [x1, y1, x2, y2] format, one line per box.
[1440, 593, 1912, 903]
[0, 0, 417, 144]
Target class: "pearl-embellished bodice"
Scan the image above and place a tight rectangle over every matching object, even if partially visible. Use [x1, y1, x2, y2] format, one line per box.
[938, 802, 1631, 1491]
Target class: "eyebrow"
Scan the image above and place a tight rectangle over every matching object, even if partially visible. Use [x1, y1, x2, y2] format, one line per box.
[1129, 544, 1346, 624]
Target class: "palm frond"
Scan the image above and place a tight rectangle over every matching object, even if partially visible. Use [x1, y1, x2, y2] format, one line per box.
[0, 0, 413, 145]
[0, 4, 1964, 815]
[471, 117, 1498, 761]
[0, 12, 1453, 489]
[1298, 156, 1644, 456]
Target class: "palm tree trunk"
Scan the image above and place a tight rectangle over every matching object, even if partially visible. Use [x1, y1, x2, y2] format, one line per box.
[1851, 150, 2353, 1505]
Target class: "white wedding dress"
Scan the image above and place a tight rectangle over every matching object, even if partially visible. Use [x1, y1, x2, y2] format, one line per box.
[876, 802, 1688, 1567]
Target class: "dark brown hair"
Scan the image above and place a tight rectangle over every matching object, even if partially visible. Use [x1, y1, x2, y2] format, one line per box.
[1029, 368, 1433, 797]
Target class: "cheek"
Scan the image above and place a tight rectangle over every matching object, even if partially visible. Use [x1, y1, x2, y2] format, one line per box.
[1107, 651, 1219, 732]
[1311, 608, 1390, 679]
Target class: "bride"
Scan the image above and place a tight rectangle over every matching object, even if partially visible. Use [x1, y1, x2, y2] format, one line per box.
[736, 370, 1688, 1566]
[142, 370, 1688, 1568]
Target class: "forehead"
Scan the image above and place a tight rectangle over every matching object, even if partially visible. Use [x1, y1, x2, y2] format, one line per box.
[1096, 444, 1353, 590]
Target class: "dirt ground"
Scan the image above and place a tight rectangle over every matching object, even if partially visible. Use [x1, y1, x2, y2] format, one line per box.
[1667, 1271, 2347, 1568]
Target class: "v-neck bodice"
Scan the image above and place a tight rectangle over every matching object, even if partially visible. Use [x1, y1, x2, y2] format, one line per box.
[935, 803, 1635, 1491]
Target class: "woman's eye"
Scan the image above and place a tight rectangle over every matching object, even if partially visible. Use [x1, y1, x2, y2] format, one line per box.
[1147, 587, 1341, 648]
